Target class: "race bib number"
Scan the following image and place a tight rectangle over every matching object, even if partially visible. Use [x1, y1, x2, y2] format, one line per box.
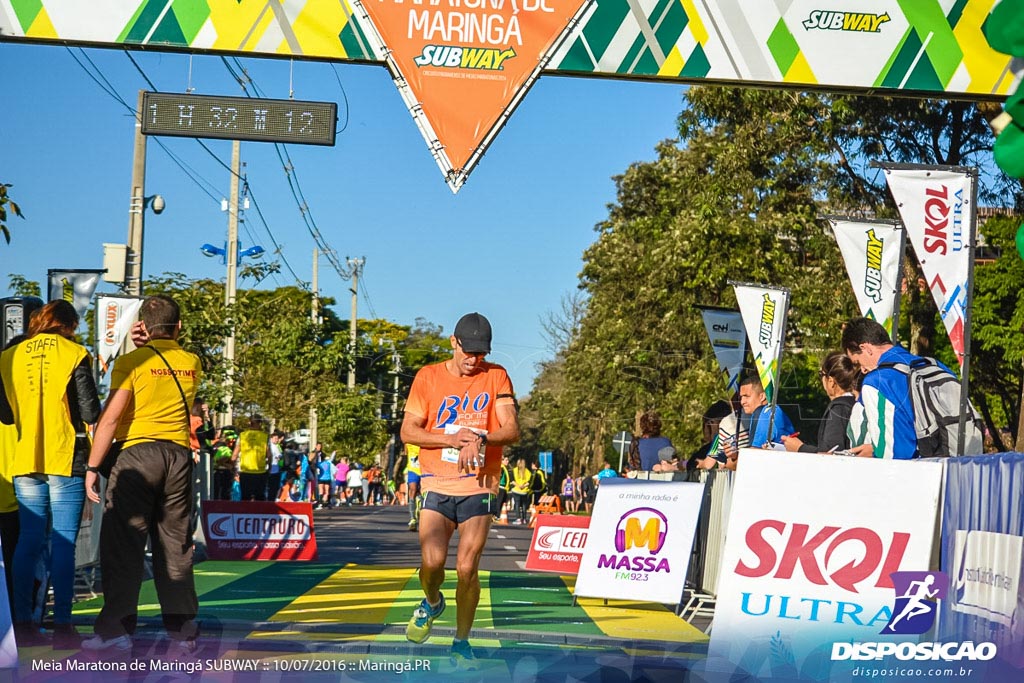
[441, 424, 487, 466]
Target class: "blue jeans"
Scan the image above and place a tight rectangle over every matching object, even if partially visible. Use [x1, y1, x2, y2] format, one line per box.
[13, 474, 85, 624]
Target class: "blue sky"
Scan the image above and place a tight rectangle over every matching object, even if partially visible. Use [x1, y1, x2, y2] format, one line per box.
[0, 40, 686, 394]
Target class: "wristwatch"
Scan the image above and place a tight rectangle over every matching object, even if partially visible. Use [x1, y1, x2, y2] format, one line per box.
[477, 433, 488, 446]
[86, 465, 101, 474]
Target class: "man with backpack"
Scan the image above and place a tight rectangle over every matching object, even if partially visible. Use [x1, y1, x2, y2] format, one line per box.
[841, 317, 981, 458]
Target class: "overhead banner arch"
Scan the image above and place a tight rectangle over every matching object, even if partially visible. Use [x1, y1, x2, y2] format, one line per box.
[1, 0, 1014, 190]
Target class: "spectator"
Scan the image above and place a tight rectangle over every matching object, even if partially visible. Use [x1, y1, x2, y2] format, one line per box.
[494, 455, 511, 523]
[579, 471, 596, 513]
[560, 472, 576, 513]
[0, 337, 21, 622]
[784, 353, 859, 454]
[211, 429, 238, 501]
[234, 415, 270, 501]
[530, 461, 547, 506]
[738, 373, 796, 448]
[189, 397, 215, 463]
[405, 446, 421, 527]
[652, 446, 680, 472]
[0, 301, 100, 647]
[710, 393, 749, 467]
[841, 317, 953, 459]
[276, 440, 301, 502]
[687, 400, 733, 473]
[83, 295, 201, 654]
[346, 463, 364, 504]
[510, 458, 532, 525]
[632, 410, 673, 472]
[596, 462, 618, 482]
[267, 431, 286, 502]
[316, 451, 333, 509]
[334, 456, 351, 507]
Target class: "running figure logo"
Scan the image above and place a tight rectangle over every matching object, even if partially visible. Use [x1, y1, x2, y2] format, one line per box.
[883, 571, 948, 635]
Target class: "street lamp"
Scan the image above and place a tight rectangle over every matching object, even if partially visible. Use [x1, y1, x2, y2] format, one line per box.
[199, 242, 265, 264]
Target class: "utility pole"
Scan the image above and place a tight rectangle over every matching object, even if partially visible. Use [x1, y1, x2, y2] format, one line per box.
[222, 140, 241, 425]
[390, 344, 401, 422]
[126, 90, 147, 296]
[310, 248, 320, 448]
[346, 257, 364, 390]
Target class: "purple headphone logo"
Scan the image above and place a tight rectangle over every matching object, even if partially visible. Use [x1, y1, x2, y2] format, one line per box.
[614, 507, 668, 554]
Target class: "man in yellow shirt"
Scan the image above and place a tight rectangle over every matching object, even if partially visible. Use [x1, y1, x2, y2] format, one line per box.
[234, 415, 270, 501]
[83, 295, 201, 654]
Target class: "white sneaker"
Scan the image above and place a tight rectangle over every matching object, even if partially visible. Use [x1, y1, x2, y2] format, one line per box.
[81, 633, 132, 653]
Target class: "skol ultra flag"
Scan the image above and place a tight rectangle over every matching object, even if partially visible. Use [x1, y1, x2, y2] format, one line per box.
[732, 283, 790, 404]
[697, 306, 747, 392]
[882, 166, 974, 365]
[828, 218, 905, 338]
[47, 269, 103, 318]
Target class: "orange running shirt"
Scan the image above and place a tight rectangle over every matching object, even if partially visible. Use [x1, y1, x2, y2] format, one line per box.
[404, 360, 515, 496]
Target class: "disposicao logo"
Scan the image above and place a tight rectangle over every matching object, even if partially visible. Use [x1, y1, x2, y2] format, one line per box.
[803, 11, 890, 32]
[883, 571, 947, 635]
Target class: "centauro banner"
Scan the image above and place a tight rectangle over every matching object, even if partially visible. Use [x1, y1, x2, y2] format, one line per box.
[828, 218, 905, 339]
[881, 165, 975, 366]
[732, 283, 789, 404]
[0, 1, 1013, 189]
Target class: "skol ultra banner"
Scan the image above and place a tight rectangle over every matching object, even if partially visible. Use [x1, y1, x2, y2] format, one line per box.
[0, 2, 1013, 191]
[882, 166, 975, 365]
[732, 283, 789, 404]
[47, 269, 103, 319]
[829, 219, 904, 338]
[95, 295, 143, 375]
[574, 479, 705, 604]
[707, 450, 944, 682]
[697, 306, 747, 392]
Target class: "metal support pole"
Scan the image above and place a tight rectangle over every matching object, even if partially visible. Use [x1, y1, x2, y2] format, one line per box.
[891, 224, 907, 345]
[765, 289, 791, 443]
[126, 90, 147, 296]
[222, 140, 241, 424]
[346, 257, 364, 390]
[310, 248, 319, 447]
[956, 169, 979, 456]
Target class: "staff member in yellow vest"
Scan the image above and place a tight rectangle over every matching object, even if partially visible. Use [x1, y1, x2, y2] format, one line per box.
[405, 444, 421, 531]
[0, 390, 18, 622]
[0, 301, 101, 648]
[234, 415, 270, 501]
[82, 295, 201, 655]
[510, 458, 532, 525]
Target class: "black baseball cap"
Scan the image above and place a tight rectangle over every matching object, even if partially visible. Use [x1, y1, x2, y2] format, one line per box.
[454, 312, 492, 354]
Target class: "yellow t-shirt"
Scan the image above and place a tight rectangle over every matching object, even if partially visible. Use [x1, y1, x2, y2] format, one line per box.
[0, 423, 18, 513]
[238, 430, 269, 474]
[110, 340, 200, 448]
[0, 333, 87, 477]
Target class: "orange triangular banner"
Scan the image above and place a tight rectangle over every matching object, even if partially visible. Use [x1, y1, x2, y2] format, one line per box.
[354, 0, 590, 191]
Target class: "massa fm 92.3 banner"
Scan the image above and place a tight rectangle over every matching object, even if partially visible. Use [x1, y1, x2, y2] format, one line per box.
[0, 1, 1014, 190]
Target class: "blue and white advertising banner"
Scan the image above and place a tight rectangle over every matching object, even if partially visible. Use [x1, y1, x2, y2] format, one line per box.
[828, 218, 904, 338]
[574, 480, 705, 604]
[708, 450, 943, 680]
[697, 306, 747, 392]
[941, 452, 1024, 671]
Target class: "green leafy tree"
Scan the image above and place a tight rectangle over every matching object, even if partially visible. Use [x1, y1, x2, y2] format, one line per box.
[6, 274, 41, 298]
[0, 183, 23, 244]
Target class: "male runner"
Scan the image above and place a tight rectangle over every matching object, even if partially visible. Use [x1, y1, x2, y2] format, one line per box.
[400, 312, 519, 669]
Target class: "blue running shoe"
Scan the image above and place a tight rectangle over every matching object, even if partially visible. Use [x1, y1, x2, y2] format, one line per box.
[450, 639, 479, 670]
[406, 594, 445, 643]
